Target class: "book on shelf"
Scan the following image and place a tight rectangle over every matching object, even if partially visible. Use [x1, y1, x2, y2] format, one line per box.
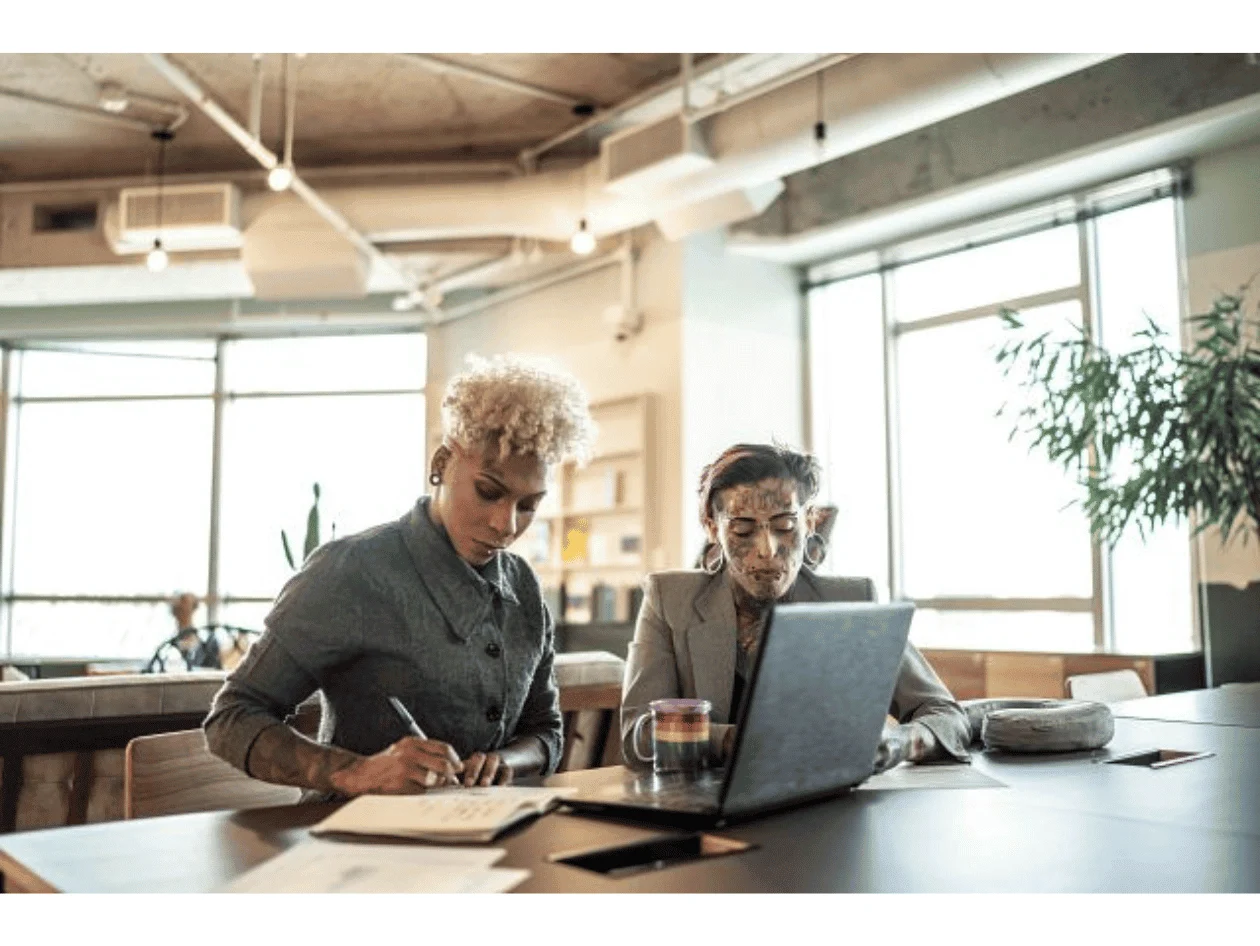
[627, 584, 645, 623]
[542, 585, 564, 621]
[561, 518, 590, 565]
[591, 583, 618, 623]
[524, 519, 551, 565]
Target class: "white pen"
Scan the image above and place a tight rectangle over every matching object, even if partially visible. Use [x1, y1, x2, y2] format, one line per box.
[388, 696, 458, 788]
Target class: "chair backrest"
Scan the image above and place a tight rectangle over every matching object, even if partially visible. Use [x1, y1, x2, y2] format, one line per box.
[555, 651, 626, 771]
[1065, 669, 1148, 703]
[124, 729, 300, 820]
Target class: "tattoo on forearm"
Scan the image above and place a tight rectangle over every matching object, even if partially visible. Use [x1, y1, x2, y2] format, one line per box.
[246, 723, 361, 793]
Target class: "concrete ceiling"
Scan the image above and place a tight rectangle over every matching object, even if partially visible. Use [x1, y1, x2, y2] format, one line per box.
[0, 53, 688, 182]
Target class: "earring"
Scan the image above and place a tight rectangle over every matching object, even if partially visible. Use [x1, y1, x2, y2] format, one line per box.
[804, 532, 827, 569]
[702, 543, 726, 575]
[428, 471, 442, 486]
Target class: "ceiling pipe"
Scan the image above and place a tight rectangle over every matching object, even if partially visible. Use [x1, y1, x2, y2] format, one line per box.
[116, 88, 190, 131]
[433, 245, 627, 325]
[395, 54, 587, 109]
[240, 54, 1117, 246]
[0, 160, 520, 194]
[143, 53, 435, 315]
[248, 53, 264, 140]
[0, 85, 160, 133]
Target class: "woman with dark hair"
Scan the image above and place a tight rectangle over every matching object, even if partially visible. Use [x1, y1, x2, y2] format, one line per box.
[621, 443, 970, 772]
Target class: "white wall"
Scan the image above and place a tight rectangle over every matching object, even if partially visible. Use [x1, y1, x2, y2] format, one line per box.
[1182, 137, 1260, 587]
[679, 229, 804, 563]
[425, 229, 688, 570]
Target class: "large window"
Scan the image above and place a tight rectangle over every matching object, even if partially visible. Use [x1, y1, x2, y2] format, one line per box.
[808, 187, 1195, 654]
[0, 332, 426, 659]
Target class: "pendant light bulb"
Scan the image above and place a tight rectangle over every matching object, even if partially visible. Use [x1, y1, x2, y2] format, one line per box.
[98, 81, 130, 114]
[146, 239, 169, 273]
[267, 164, 294, 192]
[570, 219, 596, 256]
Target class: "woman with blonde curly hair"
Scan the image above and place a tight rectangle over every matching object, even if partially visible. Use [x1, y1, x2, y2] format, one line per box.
[205, 354, 596, 798]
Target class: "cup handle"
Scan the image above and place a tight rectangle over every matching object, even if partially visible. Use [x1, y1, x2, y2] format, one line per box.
[631, 712, 654, 764]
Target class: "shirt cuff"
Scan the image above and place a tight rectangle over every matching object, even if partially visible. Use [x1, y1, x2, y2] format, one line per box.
[225, 715, 286, 776]
[912, 713, 972, 763]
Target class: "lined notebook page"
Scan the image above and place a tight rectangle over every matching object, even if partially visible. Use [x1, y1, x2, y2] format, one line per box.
[312, 786, 577, 838]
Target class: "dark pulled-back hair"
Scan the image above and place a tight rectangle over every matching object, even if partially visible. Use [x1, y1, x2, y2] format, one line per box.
[697, 442, 822, 524]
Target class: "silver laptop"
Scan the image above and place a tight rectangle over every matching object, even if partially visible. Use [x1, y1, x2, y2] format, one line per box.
[565, 600, 915, 827]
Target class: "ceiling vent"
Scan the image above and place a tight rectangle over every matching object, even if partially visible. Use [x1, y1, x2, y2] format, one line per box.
[110, 182, 243, 255]
[601, 115, 715, 197]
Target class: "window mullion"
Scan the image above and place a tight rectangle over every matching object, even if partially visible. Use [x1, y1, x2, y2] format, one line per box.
[881, 268, 903, 601]
[206, 338, 227, 625]
[1077, 210, 1113, 652]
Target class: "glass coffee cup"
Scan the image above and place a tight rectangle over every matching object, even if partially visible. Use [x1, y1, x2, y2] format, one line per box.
[631, 698, 712, 775]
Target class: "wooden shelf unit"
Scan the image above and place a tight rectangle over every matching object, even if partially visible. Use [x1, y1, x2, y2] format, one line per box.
[515, 394, 653, 624]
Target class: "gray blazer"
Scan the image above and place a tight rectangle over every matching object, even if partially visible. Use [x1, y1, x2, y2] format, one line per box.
[620, 568, 971, 766]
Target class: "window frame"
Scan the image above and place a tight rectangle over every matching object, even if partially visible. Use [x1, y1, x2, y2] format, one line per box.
[0, 328, 427, 657]
[806, 186, 1201, 654]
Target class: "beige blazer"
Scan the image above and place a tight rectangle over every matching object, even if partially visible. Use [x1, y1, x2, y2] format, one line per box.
[620, 568, 971, 767]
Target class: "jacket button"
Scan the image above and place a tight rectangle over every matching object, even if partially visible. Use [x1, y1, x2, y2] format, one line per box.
[485, 641, 502, 658]
[486, 705, 502, 723]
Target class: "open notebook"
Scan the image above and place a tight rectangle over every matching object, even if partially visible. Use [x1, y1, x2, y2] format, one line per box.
[311, 786, 578, 843]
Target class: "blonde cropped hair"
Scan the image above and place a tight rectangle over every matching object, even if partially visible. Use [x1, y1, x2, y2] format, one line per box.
[441, 354, 597, 465]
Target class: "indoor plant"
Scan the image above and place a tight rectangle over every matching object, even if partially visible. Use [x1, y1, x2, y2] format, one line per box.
[995, 282, 1260, 684]
[282, 482, 334, 571]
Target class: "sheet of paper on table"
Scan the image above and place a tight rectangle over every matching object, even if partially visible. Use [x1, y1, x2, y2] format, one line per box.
[221, 838, 529, 893]
[857, 762, 1006, 791]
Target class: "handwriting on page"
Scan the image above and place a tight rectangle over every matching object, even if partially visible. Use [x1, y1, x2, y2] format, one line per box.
[416, 796, 528, 826]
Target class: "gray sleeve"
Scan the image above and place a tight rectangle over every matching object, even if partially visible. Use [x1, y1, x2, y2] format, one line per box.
[512, 599, 564, 776]
[202, 543, 367, 774]
[888, 641, 972, 762]
[620, 576, 687, 769]
[203, 630, 320, 773]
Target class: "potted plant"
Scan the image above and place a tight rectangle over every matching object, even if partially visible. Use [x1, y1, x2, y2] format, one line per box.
[282, 482, 335, 571]
[995, 282, 1260, 685]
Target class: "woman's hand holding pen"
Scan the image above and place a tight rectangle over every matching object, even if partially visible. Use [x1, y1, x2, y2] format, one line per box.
[329, 737, 464, 796]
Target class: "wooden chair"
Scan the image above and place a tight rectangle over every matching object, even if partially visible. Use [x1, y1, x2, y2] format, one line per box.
[1065, 669, 1149, 703]
[555, 651, 625, 771]
[124, 729, 300, 820]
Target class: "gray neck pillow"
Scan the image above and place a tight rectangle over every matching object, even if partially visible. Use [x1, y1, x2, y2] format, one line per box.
[960, 698, 1115, 753]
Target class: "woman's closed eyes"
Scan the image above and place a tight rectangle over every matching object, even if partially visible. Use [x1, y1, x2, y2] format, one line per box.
[475, 480, 541, 515]
[728, 514, 799, 537]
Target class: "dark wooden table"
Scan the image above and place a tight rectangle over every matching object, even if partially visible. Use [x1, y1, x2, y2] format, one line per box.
[1111, 682, 1260, 728]
[2, 711, 1258, 893]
